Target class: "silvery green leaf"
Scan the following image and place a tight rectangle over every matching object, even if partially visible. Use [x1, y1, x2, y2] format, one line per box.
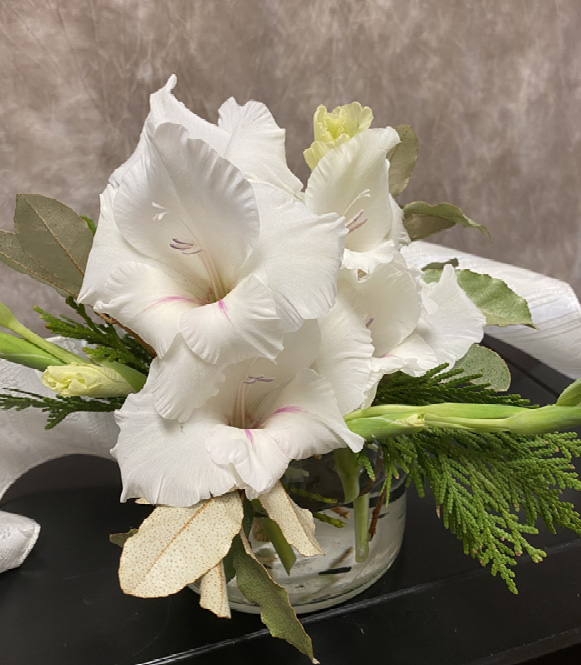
[403, 201, 490, 240]
[422, 258, 459, 271]
[423, 268, 534, 328]
[232, 532, 316, 663]
[387, 124, 419, 197]
[556, 377, 581, 407]
[0, 230, 77, 297]
[14, 194, 94, 294]
[454, 344, 511, 392]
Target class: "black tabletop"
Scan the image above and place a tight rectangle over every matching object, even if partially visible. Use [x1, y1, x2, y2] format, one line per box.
[1, 337, 580, 665]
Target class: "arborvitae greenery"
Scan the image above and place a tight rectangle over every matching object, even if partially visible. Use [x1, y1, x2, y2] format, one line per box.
[375, 364, 531, 407]
[372, 366, 581, 592]
[0, 388, 124, 429]
[35, 298, 152, 373]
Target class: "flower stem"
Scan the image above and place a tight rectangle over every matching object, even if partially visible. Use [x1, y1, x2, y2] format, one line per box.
[353, 493, 370, 563]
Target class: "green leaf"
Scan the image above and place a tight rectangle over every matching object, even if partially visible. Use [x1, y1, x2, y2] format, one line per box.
[231, 534, 316, 663]
[454, 344, 511, 392]
[423, 268, 534, 328]
[109, 529, 138, 548]
[81, 216, 97, 235]
[403, 201, 490, 241]
[556, 377, 581, 407]
[422, 258, 459, 271]
[0, 230, 77, 297]
[387, 124, 419, 197]
[13, 194, 94, 296]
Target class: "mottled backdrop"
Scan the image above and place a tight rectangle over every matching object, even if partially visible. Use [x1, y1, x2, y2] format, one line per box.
[1, 0, 580, 331]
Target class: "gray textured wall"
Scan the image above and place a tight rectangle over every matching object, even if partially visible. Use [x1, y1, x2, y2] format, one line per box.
[1, 0, 580, 332]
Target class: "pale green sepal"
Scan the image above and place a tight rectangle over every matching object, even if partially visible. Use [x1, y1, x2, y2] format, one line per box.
[423, 269, 534, 328]
[556, 377, 581, 407]
[403, 201, 490, 241]
[387, 124, 419, 197]
[97, 360, 147, 392]
[0, 303, 83, 364]
[231, 534, 317, 663]
[0, 230, 77, 297]
[346, 414, 426, 440]
[0, 331, 65, 370]
[454, 344, 511, 392]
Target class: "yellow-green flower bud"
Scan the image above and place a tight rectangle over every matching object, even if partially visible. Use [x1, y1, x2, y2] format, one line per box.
[0, 332, 65, 371]
[304, 102, 373, 170]
[41, 362, 144, 398]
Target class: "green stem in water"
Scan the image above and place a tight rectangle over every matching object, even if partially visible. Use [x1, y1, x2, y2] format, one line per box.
[333, 448, 361, 504]
[251, 500, 296, 575]
[353, 493, 370, 563]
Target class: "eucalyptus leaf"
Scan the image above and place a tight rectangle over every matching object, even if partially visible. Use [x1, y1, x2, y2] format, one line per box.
[556, 377, 581, 407]
[231, 533, 316, 663]
[423, 268, 534, 328]
[0, 230, 77, 297]
[422, 258, 459, 271]
[387, 124, 419, 197]
[118, 494, 243, 598]
[403, 201, 490, 241]
[13, 194, 94, 295]
[454, 344, 511, 392]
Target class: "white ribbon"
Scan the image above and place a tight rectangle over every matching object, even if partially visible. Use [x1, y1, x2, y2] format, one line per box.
[0, 511, 40, 573]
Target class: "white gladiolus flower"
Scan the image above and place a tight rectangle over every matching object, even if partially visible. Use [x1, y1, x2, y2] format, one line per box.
[79, 79, 347, 419]
[304, 125, 408, 275]
[316, 256, 486, 409]
[112, 325, 363, 506]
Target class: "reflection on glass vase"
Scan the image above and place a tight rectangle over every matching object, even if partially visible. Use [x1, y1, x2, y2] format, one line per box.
[228, 447, 406, 614]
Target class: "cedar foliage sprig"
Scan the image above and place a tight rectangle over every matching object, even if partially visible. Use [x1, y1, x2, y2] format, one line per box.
[375, 364, 531, 407]
[34, 298, 152, 373]
[371, 365, 581, 592]
[0, 388, 124, 429]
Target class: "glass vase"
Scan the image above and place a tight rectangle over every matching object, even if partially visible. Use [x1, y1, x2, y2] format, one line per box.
[227, 448, 406, 614]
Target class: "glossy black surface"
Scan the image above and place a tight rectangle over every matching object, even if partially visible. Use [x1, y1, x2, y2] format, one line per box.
[1, 337, 580, 665]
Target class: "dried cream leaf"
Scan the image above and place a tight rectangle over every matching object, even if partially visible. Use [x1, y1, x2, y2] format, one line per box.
[259, 482, 323, 557]
[199, 561, 231, 618]
[119, 493, 243, 598]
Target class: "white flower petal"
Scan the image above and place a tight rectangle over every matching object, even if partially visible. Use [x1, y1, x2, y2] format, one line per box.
[113, 390, 237, 507]
[315, 292, 374, 414]
[205, 425, 288, 498]
[0, 511, 40, 574]
[147, 337, 225, 422]
[343, 254, 422, 357]
[305, 128, 401, 253]
[114, 123, 259, 292]
[79, 186, 158, 305]
[412, 264, 486, 367]
[180, 273, 284, 365]
[0, 355, 118, 502]
[95, 262, 208, 357]
[245, 183, 346, 331]
[257, 369, 364, 461]
[342, 239, 396, 274]
[218, 98, 303, 196]
[148, 75, 230, 155]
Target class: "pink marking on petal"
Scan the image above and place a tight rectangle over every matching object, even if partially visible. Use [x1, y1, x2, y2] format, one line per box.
[244, 429, 255, 444]
[218, 299, 231, 322]
[366, 317, 374, 328]
[271, 405, 305, 416]
[142, 295, 203, 313]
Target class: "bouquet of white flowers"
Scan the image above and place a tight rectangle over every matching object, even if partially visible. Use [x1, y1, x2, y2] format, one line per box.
[1, 77, 581, 662]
